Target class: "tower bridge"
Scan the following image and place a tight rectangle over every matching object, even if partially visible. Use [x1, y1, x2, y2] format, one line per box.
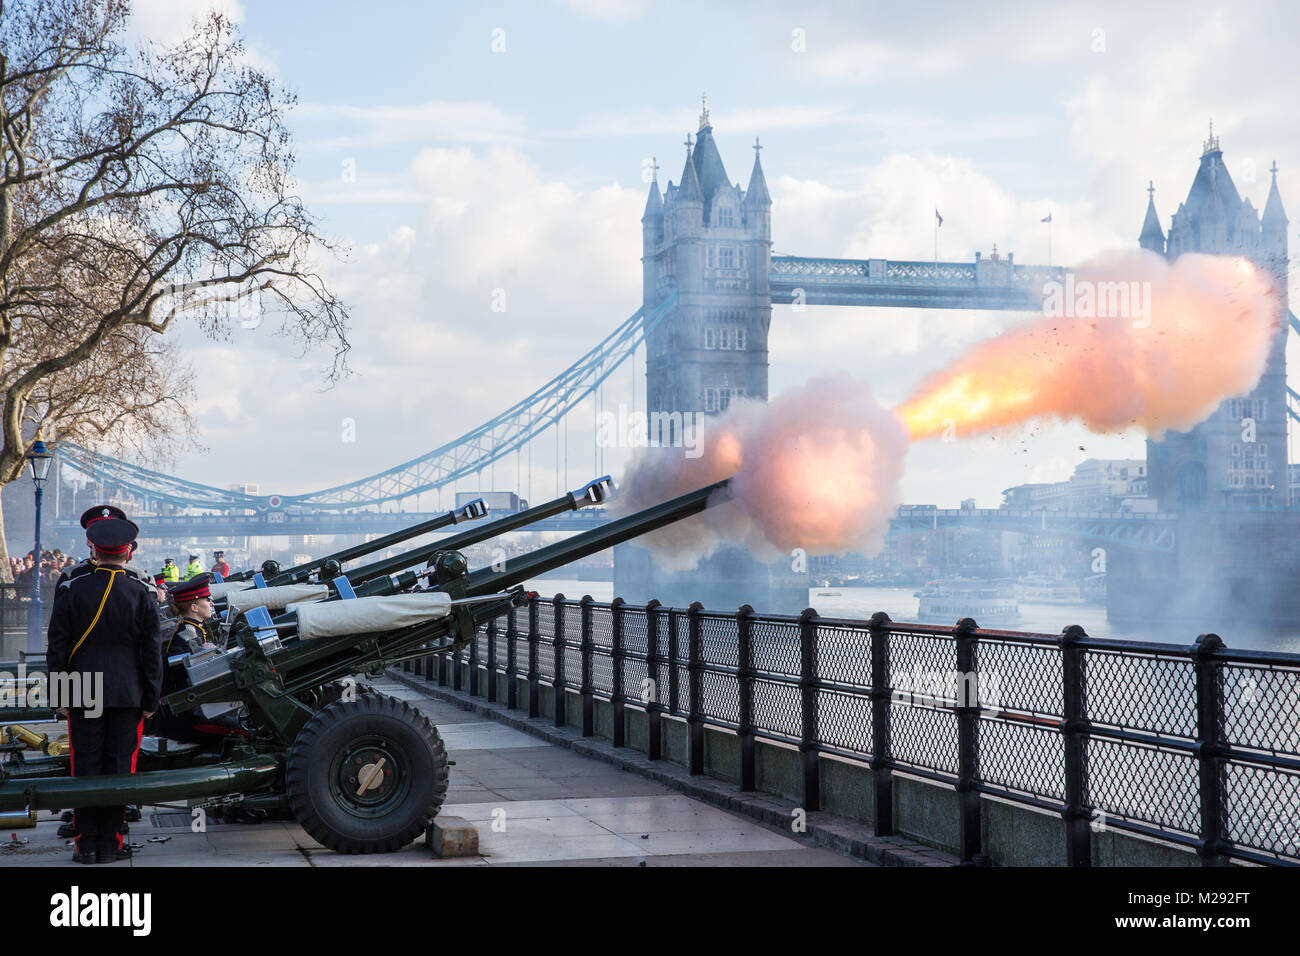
[48, 109, 1291, 613]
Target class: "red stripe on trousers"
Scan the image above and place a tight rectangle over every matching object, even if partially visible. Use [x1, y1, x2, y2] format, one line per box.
[68, 716, 81, 854]
[130, 715, 144, 772]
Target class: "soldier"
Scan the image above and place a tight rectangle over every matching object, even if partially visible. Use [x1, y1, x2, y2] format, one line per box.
[210, 550, 231, 578]
[55, 506, 153, 592]
[47, 517, 161, 865]
[153, 574, 245, 744]
[184, 553, 203, 580]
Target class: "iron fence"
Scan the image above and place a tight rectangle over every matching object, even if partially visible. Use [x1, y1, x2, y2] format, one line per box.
[0, 585, 53, 650]
[402, 594, 1300, 867]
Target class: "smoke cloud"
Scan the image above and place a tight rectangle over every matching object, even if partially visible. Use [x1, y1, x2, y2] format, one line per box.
[613, 377, 909, 571]
[898, 251, 1280, 440]
[617, 250, 1279, 573]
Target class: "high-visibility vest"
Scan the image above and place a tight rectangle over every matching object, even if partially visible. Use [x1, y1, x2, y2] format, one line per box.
[162, 564, 180, 582]
[185, 560, 203, 580]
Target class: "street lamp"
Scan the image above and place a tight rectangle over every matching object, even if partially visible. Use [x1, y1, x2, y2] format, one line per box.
[26, 439, 53, 654]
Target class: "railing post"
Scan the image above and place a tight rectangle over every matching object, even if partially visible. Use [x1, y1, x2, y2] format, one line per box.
[436, 640, 448, 686]
[1193, 633, 1229, 866]
[468, 621, 481, 697]
[1060, 624, 1091, 866]
[645, 600, 662, 760]
[452, 638, 463, 691]
[580, 595, 594, 737]
[667, 607, 681, 715]
[486, 617, 498, 703]
[505, 607, 518, 710]
[737, 604, 756, 792]
[867, 611, 894, 836]
[798, 607, 821, 811]
[953, 617, 984, 865]
[611, 598, 626, 747]
[527, 594, 540, 719]
[687, 602, 704, 775]
[553, 595, 567, 728]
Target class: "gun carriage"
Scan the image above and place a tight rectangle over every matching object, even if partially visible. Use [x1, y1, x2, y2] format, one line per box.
[0, 477, 728, 853]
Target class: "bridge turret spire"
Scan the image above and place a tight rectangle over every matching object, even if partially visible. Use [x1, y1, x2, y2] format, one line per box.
[1139, 179, 1165, 254]
[642, 158, 663, 223]
[1263, 160, 1288, 227]
[678, 133, 702, 202]
[744, 136, 771, 209]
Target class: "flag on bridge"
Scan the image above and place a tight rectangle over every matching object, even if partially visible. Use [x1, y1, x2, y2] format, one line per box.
[935, 209, 943, 226]
[1041, 212, 1053, 223]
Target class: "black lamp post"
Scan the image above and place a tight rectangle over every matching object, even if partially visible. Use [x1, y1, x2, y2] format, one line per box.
[26, 439, 53, 654]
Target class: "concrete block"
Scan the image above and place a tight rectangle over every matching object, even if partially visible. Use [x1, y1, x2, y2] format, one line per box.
[624, 705, 649, 752]
[820, 755, 874, 824]
[1092, 827, 1198, 867]
[594, 698, 614, 739]
[895, 775, 960, 853]
[429, 816, 479, 858]
[755, 740, 800, 799]
[981, 796, 1065, 866]
[662, 716, 688, 767]
[704, 727, 741, 785]
[566, 690, 583, 732]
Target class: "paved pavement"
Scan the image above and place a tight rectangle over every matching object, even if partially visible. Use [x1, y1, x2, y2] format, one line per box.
[1, 677, 864, 867]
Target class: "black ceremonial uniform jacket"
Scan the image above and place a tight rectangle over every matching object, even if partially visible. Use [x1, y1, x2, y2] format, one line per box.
[163, 619, 211, 659]
[47, 566, 164, 712]
[55, 558, 153, 591]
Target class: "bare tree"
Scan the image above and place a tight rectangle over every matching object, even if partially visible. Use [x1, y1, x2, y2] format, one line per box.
[0, 0, 350, 578]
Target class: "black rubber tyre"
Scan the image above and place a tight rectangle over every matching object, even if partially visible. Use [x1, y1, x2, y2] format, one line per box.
[287, 695, 448, 854]
[306, 679, 374, 710]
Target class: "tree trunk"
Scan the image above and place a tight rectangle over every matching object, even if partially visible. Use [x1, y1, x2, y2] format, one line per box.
[0, 493, 14, 584]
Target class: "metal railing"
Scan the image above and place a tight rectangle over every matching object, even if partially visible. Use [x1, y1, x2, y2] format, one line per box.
[0, 585, 54, 649]
[402, 594, 1300, 867]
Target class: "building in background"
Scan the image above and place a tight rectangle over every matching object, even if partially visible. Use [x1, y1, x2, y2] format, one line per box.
[1140, 129, 1289, 511]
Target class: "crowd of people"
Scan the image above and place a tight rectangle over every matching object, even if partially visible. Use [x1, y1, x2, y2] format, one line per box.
[8, 548, 231, 590]
[10, 549, 78, 589]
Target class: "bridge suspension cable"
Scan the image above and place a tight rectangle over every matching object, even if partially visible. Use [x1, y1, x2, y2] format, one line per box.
[58, 292, 679, 511]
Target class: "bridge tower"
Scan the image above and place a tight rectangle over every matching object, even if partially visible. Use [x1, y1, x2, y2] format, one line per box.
[1141, 126, 1289, 511]
[623, 105, 802, 612]
[641, 102, 772, 433]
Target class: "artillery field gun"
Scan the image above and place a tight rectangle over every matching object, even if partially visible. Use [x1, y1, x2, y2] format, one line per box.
[0, 477, 728, 854]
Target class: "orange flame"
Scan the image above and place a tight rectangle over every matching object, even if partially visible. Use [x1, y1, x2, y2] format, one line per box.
[897, 252, 1278, 441]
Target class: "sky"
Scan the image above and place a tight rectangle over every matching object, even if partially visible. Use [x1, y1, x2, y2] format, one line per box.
[111, 0, 1300, 510]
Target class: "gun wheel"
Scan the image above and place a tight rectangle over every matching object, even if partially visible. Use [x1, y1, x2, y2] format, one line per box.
[303, 679, 375, 710]
[287, 695, 448, 853]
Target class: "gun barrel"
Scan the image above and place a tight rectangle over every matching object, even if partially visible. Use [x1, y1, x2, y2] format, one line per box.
[0, 756, 280, 812]
[227, 500, 489, 585]
[343, 477, 613, 586]
[466, 479, 730, 594]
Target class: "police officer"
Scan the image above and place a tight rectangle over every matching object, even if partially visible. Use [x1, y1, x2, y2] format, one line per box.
[55, 506, 154, 591]
[184, 553, 203, 580]
[47, 517, 161, 865]
[161, 558, 180, 583]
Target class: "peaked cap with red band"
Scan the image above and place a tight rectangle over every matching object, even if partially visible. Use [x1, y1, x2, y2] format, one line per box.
[85, 517, 139, 555]
[168, 573, 213, 602]
[80, 504, 127, 530]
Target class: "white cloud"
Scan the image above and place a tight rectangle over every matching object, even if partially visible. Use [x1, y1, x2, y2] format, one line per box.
[129, 0, 245, 43]
[169, 146, 645, 496]
[556, 0, 646, 21]
[295, 100, 530, 152]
